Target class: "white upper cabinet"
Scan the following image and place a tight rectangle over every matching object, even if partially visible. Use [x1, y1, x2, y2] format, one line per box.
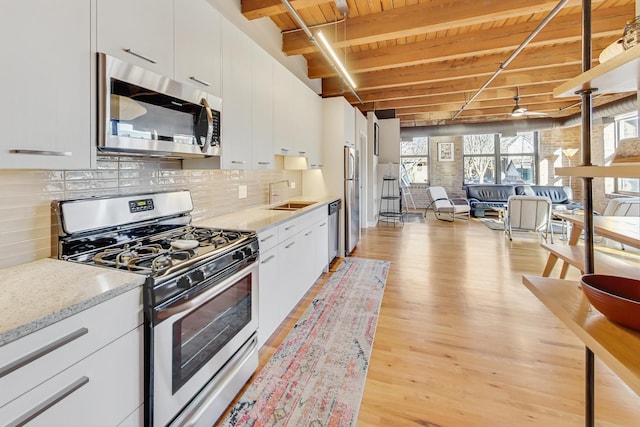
[323, 97, 355, 148]
[251, 45, 275, 169]
[175, 0, 222, 97]
[96, 0, 174, 77]
[0, 0, 92, 169]
[220, 18, 252, 169]
[304, 89, 323, 168]
[274, 60, 323, 162]
[273, 60, 300, 156]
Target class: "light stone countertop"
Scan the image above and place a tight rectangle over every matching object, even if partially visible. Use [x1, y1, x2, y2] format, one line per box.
[195, 195, 341, 232]
[0, 258, 145, 347]
[1, 196, 340, 348]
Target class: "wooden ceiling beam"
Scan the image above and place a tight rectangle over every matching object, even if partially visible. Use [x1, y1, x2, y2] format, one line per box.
[370, 89, 564, 112]
[282, 0, 600, 55]
[241, 0, 334, 20]
[306, 5, 632, 78]
[322, 39, 611, 93]
[339, 66, 583, 103]
[394, 100, 579, 116]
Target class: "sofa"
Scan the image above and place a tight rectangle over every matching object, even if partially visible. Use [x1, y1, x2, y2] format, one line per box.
[465, 184, 583, 217]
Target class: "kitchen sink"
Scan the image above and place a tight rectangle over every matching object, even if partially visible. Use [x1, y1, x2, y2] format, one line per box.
[270, 201, 317, 211]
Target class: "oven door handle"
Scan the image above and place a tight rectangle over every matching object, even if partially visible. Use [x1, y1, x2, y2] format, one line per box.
[155, 266, 252, 323]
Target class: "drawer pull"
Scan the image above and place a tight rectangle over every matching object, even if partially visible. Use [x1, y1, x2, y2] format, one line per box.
[284, 225, 295, 231]
[304, 231, 313, 236]
[260, 235, 275, 243]
[231, 160, 247, 164]
[319, 222, 327, 227]
[285, 241, 296, 249]
[10, 149, 72, 156]
[0, 328, 88, 379]
[260, 254, 276, 264]
[257, 162, 271, 165]
[189, 76, 211, 87]
[7, 376, 89, 427]
[123, 48, 156, 64]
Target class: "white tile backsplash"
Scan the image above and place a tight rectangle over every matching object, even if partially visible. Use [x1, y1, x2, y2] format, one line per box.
[0, 157, 302, 268]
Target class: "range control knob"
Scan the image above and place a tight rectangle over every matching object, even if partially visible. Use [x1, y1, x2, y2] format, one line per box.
[232, 250, 245, 260]
[177, 269, 205, 289]
[242, 247, 253, 257]
[177, 275, 193, 289]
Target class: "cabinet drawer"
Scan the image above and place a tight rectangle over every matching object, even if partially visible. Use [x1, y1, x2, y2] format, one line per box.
[299, 208, 327, 230]
[257, 227, 278, 252]
[278, 218, 300, 242]
[0, 287, 142, 406]
[0, 326, 143, 427]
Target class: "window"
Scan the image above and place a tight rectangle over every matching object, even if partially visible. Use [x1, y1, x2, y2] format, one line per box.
[400, 137, 429, 184]
[604, 112, 639, 195]
[463, 132, 537, 185]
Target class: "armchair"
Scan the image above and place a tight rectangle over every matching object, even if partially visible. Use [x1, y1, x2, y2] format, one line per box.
[426, 186, 470, 222]
[505, 195, 553, 242]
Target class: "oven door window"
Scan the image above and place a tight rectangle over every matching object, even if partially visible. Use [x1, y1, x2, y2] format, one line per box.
[172, 274, 252, 393]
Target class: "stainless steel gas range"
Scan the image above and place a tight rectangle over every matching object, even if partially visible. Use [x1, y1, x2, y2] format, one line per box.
[53, 190, 259, 427]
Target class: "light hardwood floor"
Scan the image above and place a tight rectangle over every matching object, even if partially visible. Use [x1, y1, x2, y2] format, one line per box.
[222, 215, 640, 426]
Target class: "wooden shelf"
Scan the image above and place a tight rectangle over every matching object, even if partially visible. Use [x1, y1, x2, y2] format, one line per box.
[522, 275, 640, 396]
[554, 44, 640, 98]
[555, 165, 640, 178]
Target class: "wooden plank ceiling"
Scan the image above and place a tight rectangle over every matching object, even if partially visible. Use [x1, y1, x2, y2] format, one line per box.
[241, 0, 637, 127]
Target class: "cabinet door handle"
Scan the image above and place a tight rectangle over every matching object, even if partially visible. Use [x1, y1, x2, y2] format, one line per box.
[189, 76, 211, 87]
[280, 148, 290, 153]
[258, 162, 271, 165]
[305, 231, 313, 236]
[260, 254, 276, 264]
[285, 241, 296, 249]
[0, 327, 88, 379]
[231, 160, 247, 164]
[319, 222, 327, 227]
[123, 48, 157, 64]
[298, 151, 306, 155]
[260, 234, 275, 243]
[7, 376, 89, 427]
[10, 149, 72, 157]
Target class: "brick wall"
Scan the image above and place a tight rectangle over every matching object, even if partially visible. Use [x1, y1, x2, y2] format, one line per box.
[419, 126, 614, 212]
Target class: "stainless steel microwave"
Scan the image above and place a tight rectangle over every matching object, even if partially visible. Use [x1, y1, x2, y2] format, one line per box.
[97, 53, 221, 158]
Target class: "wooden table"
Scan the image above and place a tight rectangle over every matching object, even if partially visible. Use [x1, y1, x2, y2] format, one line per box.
[523, 275, 640, 396]
[555, 213, 640, 249]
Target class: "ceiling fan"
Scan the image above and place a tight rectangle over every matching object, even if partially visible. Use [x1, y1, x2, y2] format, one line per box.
[511, 87, 547, 117]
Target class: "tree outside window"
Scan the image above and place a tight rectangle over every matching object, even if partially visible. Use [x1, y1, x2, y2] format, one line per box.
[463, 132, 537, 185]
[401, 137, 429, 184]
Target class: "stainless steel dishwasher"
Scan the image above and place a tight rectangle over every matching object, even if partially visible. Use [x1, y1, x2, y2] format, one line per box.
[328, 199, 341, 263]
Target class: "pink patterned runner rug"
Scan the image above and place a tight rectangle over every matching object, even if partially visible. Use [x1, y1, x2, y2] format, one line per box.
[220, 257, 390, 427]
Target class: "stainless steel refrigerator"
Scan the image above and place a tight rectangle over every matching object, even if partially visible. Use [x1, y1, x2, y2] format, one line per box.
[344, 146, 360, 255]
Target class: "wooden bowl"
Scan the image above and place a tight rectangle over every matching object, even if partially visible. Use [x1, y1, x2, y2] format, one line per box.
[581, 274, 640, 332]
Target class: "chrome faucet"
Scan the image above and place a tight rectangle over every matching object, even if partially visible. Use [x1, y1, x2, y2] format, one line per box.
[269, 180, 290, 205]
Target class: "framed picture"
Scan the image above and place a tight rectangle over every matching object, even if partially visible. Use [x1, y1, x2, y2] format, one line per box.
[438, 142, 454, 162]
[373, 123, 379, 156]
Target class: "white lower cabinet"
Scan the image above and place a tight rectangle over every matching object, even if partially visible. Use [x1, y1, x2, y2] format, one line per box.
[278, 234, 302, 316]
[257, 207, 330, 348]
[1, 326, 143, 426]
[299, 224, 317, 297]
[0, 287, 143, 426]
[315, 216, 329, 276]
[258, 245, 280, 347]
